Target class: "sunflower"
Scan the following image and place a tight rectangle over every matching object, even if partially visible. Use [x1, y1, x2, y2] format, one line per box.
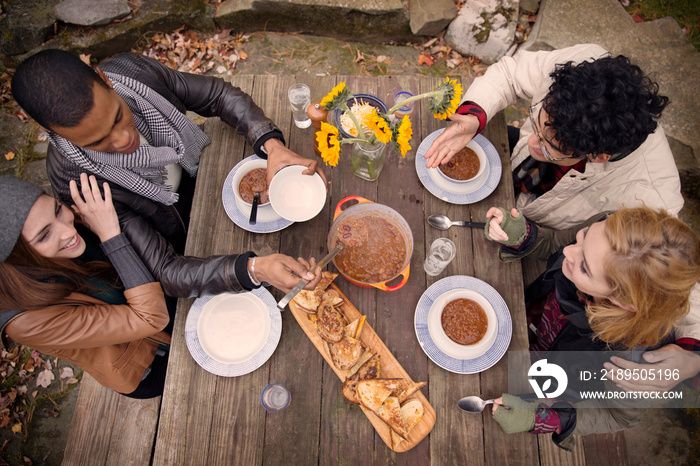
[366, 110, 392, 144]
[316, 122, 341, 166]
[395, 116, 412, 157]
[428, 78, 463, 120]
[320, 82, 351, 111]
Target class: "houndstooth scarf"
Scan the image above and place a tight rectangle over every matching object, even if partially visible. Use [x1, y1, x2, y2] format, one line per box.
[48, 72, 211, 205]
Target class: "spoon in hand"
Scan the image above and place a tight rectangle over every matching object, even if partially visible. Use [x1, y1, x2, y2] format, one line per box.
[457, 396, 495, 413]
[428, 214, 486, 230]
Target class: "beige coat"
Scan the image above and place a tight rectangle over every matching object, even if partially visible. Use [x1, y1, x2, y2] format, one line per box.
[6, 283, 170, 394]
[463, 43, 684, 229]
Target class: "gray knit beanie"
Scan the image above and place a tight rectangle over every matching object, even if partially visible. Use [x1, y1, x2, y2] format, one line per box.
[0, 176, 45, 262]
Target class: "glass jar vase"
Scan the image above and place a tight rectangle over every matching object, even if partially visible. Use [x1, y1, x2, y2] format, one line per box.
[350, 141, 387, 181]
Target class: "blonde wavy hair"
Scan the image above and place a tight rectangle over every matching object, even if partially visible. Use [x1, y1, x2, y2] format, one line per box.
[586, 207, 700, 348]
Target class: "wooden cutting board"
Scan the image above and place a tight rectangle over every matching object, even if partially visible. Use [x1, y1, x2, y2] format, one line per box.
[288, 283, 436, 452]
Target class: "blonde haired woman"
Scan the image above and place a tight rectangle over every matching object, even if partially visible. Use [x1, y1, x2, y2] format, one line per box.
[483, 206, 700, 450]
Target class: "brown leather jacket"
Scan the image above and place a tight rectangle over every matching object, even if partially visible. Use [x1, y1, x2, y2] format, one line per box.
[5, 283, 171, 394]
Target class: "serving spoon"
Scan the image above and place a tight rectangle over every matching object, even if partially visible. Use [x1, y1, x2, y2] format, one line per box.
[457, 396, 495, 413]
[428, 214, 486, 230]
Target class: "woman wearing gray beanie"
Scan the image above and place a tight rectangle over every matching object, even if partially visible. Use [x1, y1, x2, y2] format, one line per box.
[0, 174, 170, 398]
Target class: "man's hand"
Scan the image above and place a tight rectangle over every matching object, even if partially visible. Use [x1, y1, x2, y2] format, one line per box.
[250, 254, 323, 293]
[263, 138, 327, 187]
[423, 113, 479, 169]
[603, 344, 700, 392]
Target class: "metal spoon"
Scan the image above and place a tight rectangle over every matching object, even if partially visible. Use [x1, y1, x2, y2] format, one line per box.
[428, 214, 486, 230]
[457, 396, 495, 413]
[249, 192, 260, 225]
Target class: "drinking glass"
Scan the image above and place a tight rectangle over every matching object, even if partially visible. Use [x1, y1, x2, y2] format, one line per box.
[288, 84, 312, 128]
[393, 91, 414, 120]
[424, 238, 456, 276]
[261, 383, 291, 412]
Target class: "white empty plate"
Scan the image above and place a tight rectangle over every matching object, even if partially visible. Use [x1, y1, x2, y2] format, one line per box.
[269, 165, 327, 222]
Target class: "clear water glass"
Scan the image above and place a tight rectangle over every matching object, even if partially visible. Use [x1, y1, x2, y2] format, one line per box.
[288, 84, 312, 128]
[261, 383, 291, 412]
[424, 238, 456, 276]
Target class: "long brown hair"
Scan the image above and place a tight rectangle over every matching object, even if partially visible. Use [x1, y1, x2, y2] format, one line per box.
[0, 235, 118, 311]
[586, 207, 700, 348]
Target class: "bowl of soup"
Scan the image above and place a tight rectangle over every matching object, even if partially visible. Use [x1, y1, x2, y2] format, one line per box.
[437, 140, 487, 183]
[427, 289, 498, 360]
[232, 159, 271, 217]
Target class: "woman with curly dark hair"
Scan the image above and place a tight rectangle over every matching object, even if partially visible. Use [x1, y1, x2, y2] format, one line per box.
[424, 44, 682, 230]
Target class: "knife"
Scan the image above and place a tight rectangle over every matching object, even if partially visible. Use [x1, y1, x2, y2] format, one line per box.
[277, 242, 345, 310]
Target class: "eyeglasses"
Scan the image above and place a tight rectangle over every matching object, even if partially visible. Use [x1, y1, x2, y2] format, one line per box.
[528, 101, 583, 162]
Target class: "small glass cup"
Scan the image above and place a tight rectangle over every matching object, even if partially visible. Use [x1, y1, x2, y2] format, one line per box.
[288, 84, 312, 129]
[393, 91, 414, 120]
[424, 238, 456, 276]
[261, 383, 291, 412]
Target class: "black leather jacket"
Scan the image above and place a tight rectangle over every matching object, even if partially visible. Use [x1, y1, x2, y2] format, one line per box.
[46, 53, 282, 296]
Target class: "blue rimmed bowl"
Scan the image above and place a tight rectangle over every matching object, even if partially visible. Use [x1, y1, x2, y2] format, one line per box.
[334, 94, 388, 139]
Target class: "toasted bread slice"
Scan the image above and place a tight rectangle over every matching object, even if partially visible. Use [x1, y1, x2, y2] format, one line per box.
[393, 380, 427, 403]
[376, 396, 409, 439]
[293, 290, 321, 313]
[321, 289, 344, 306]
[347, 350, 374, 377]
[317, 301, 345, 343]
[342, 353, 380, 404]
[344, 318, 360, 338]
[328, 336, 364, 370]
[356, 378, 404, 412]
[314, 271, 338, 296]
[390, 429, 404, 450]
[400, 399, 424, 434]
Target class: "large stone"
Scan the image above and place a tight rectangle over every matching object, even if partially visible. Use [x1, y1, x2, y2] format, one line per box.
[445, 0, 519, 64]
[19, 0, 215, 62]
[54, 0, 131, 27]
[410, 0, 457, 36]
[0, 0, 59, 56]
[519, 0, 539, 14]
[216, 0, 412, 44]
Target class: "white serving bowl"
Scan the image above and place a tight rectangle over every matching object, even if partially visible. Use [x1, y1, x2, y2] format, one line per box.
[269, 166, 327, 222]
[436, 139, 488, 184]
[427, 288, 498, 360]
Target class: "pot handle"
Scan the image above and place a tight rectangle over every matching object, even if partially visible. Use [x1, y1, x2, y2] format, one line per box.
[333, 196, 373, 221]
[375, 263, 411, 292]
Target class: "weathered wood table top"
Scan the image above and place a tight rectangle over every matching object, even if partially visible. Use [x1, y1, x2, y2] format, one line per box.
[152, 75, 538, 465]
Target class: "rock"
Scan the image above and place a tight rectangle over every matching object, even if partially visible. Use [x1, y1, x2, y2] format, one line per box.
[216, 0, 412, 44]
[409, 0, 457, 36]
[54, 0, 132, 27]
[0, 0, 59, 56]
[22, 0, 215, 62]
[445, 0, 519, 65]
[519, 0, 539, 14]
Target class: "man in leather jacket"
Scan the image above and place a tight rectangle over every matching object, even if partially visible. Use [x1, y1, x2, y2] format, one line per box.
[11, 49, 323, 295]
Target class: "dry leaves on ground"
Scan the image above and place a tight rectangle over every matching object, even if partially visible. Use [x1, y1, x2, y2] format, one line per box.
[138, 27, 249, 75]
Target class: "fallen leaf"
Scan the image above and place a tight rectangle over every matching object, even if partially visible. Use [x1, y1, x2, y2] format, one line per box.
[11, 422, 22, 434]
[44, 408, 60, 418]
[79, 54, 91, 66]
[59, 367, 74, 379]
[632, 13, 645, 23]
[355, 50, 365, 64]
[65, 378, 79, 385]
[23, 358, 35, 373]
[31, 391, 37, 398]
[37, 132, 48, 142]
[377, 55, 389, 63]
[418, 53, 435, 67]
[0, 412, 9, 428]
[422, 38, 438, 48]
[16, 385, 27, 395]
[4, 151, 14, 161]
[239, 51, 248, 60]
[35, 369, 54, 388]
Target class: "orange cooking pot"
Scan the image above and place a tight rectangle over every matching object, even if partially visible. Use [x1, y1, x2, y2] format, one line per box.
[327, 196, 413, 292]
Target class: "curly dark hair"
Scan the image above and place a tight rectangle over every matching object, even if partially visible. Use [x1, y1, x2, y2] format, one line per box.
[11, 49, 109, 130]
[542, 55, 669, 161]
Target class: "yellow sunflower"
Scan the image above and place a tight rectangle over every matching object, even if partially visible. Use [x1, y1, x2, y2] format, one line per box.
[316, 122, 341, 166]
[428, 78, 463, 120]
[395, 116, 412, 157]
[320, 82, 351, 111]
[366, 110, 392, 144]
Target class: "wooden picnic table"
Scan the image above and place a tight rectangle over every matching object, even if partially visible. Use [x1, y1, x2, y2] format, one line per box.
[151, 75, 538, 465]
